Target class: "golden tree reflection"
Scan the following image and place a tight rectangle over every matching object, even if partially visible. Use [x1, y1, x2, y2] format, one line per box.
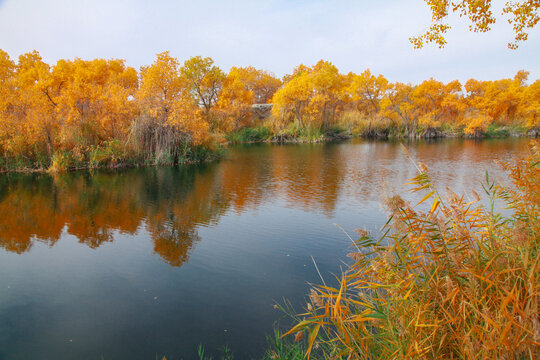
[1, 140, 521, 265]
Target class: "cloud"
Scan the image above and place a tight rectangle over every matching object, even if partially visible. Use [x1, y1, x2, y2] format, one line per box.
[0, 0, 538, 83]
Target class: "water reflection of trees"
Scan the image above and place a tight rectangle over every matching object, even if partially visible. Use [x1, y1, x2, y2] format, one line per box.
[0, 144, 349, 265]
[0, 140, 526, 266]
[0, 166, 225, 266]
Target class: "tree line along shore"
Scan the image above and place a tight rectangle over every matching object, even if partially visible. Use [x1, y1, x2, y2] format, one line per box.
[0, 49, 538, 172]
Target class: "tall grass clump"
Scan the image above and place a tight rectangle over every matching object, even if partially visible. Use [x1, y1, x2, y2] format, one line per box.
[225, 125, 273, 144]
[339, 111, 394, 138]
[284, 141, 539, 359]
[279, 122, 325, 142]
[128, 114, 220, 165]
[128, 114, 182, 165]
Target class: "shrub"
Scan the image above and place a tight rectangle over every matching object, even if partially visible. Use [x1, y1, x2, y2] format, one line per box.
[48, 151, 80, 173]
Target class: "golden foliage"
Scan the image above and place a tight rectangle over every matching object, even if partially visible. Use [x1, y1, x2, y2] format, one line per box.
[0, 48, 538, 170]
[217, 66, 281, 131]
[137, 52, 210, 147]
[272, 60, 347, 131]
[411, 0, 540, 49]
[180, 56, 225, 121]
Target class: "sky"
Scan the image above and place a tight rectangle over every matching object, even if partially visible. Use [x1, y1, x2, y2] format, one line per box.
[0, 0, 538, 83]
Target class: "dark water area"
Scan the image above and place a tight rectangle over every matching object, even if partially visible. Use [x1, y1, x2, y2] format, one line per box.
[0, 138, 530, 359]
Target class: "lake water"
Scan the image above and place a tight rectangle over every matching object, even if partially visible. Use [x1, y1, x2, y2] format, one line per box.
[0, 138, 529, 359]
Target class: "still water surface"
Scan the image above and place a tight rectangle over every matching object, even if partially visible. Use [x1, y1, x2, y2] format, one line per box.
[0, 138, 529, 359]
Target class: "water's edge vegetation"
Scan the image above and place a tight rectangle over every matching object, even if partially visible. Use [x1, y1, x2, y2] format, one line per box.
[1, 49, 539, 173]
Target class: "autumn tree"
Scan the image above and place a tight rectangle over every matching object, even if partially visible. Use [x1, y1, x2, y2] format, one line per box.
[51, 57, 138, 150]
[247, 67, 281, 104]
[1, 47, 538, 169]
[138, 52, 185, 123]
[412, 0, 540, 49]
[412, 78, 464, 134]
[135, 52, 211, 163]
[180, 56, 224, 123]
[380, 82, 418, 137]
[345, 69, 390, 134]
[0, 50, 17, 158]
[347, 70, 389, 117]
[217, 66, 281, 131]
[271, 66, 312, 130]
[462, 71, 528, 135]
[272, 60, 346, 132]
[7, 51, 59, 162]
[518, 79, 540, 127]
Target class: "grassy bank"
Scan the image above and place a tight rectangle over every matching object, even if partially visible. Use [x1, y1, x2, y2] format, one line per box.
[0, 141, 223, 173]
[223, 122, 537, 147]
[2, 124, 534, 173]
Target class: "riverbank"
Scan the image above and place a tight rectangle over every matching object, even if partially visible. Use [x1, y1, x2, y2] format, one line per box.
[0, 141, 223, 174]
[1, 126, 537, 173]
[224, 123, 538, 144]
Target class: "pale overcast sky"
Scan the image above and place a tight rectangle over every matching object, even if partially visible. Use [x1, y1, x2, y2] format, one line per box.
[0, 0, 538, 83]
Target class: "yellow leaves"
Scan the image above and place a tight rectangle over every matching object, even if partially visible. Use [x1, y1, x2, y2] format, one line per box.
[272, 60, 346, 131]
[462, 113, 492, 136]
[430, 196, 440, 213]
[518, 79, 540, 127]
[138, 53, 212, 146]
[412, 1, 539, 49]
[52, 58, 139, 146]
[216, 66, 279, 131]
[410, 23, 451, 49]
[503, 0, 540, 49]
[170, 100, 210, 146]
[180, 56, 224, 115]
[282, 320, 312, 338]
[306, 323, 321, 358]
[0, 47, 537, 168]
[138, 51, 183, 119]
[347, 69, 389, 119]
[417, 190, 436, 207]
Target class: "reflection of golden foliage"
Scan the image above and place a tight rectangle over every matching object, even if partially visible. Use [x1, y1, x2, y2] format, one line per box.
[0, 142, 356, 262]
[0, 177, 64, 253]
[150, 224, 201, 267]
